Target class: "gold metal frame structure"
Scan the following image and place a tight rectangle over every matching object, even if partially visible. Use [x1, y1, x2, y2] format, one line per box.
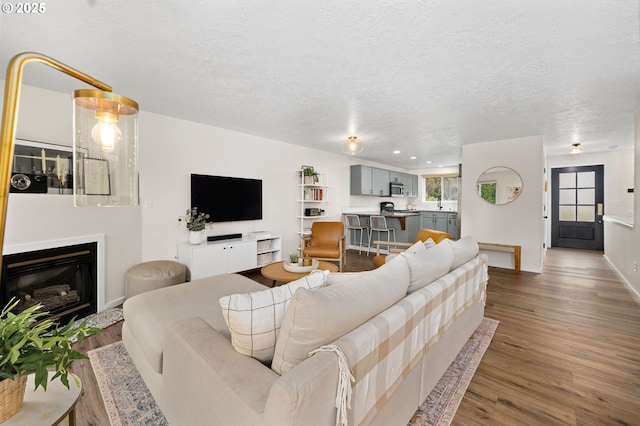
[0, 52, 114, 270]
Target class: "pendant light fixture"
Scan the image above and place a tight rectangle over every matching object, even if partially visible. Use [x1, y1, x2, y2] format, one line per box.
[344, 135, 363, 155]
[569, 143, 583, 154]
[0, 52, 140, 271]
[73, 89, 139, 206]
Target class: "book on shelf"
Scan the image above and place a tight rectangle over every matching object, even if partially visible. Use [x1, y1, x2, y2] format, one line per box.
[304, 188, 323, 201]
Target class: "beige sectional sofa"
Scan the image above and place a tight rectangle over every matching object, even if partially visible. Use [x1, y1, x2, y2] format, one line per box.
[122, 237, 487, 425]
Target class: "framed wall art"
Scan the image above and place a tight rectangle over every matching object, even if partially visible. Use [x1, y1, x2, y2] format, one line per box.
[11, 139, 74, 194]
[83, 158, 111, 196]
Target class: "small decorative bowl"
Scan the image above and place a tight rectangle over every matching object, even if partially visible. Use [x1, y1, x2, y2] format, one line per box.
[283, 259, 319, 273]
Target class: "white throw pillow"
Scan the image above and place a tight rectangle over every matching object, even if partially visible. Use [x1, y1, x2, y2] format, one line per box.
[401, 239, 454, 293]
[385, 238, 435, 264]
[219, 270, 329, 362]
[423, 238, 436, 249]
[446, 236, 479, 270]
[271, 256, 410, 375]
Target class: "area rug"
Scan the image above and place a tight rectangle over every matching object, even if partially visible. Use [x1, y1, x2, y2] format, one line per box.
[89, 317, 498, 426]
[89, 341, 168, 426]
[60, 307, 123, 342]
[411, 317, 499, 425]
[80, 307, 124, 329]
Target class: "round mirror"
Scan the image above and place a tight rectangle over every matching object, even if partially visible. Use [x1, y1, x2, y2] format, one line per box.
[476, 166, 523, 205]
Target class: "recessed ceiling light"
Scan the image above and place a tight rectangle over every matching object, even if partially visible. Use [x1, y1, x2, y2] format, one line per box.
[393, 150, 400, 154]
[410, 156, 417, 160]
[426, 161, 432, 164]
[438, 164, 444, 167]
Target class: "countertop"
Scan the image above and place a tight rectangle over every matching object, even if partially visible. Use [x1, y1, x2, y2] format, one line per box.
[342, 210, 456, 217]
[348, 211, 421, 217]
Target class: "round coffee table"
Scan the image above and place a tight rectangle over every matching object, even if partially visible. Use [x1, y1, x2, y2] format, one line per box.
[261, 260, 339, 285]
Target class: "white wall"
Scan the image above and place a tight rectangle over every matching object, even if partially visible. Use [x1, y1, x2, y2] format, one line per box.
[4, 84, 413, 306]
[2, 84, 141, 308]
[546, 149, 634, 217]
[461, 136, 545, 273]
[138, 111, 367, 263]
[601, 112, 639, 298]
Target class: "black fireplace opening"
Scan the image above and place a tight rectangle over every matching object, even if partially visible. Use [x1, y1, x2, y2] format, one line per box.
[1, 242, 98, 324]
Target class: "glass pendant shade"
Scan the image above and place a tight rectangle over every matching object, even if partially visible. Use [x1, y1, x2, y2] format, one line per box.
[569, 143, 583, 154]
[344, 136, 363, 155]
[73, 89, 139, 206]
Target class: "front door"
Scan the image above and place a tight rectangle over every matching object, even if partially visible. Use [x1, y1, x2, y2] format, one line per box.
[551, 165, 604, 250]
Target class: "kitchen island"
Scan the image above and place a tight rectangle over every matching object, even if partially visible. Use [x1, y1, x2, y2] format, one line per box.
[344, 212, 421, 245]
[343, 209, 458, 252]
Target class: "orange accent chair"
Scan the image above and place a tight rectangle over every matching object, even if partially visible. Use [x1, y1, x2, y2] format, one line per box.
[372, 228, 451, 267]
[302, 222, 346, 272]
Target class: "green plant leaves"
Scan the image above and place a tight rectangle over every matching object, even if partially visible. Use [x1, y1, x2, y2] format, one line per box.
[0, 298, 100, 391]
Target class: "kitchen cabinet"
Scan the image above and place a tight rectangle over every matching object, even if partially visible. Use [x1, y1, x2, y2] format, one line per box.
[421, 211, 458, 239]
[350, 165, 373, 195]
[350, 165, 419, 198]
[371, 168, 390, 196]
[447, 213, 458, 239]
[402, 174, 419, 198]
[390, 172, 403, 184]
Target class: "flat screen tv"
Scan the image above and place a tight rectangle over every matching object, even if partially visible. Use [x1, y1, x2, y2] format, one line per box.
[191, 174, 262, 223]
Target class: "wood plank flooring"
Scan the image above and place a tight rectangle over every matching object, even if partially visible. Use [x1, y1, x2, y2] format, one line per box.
[454, 248, 640, 426]
[69, 248, 640, 425]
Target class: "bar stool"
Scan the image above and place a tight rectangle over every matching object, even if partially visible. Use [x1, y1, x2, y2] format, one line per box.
[345, 214, 368, 255]
[368, 215, 396, 253]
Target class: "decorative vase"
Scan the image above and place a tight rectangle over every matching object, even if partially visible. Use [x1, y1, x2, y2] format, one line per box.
[0, 375, 27, 423]
[189, 230, 203, 245]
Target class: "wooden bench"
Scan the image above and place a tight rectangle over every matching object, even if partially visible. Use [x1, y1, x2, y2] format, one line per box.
[478, 242, 521, 275]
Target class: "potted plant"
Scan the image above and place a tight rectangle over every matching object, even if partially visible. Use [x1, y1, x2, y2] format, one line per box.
[178, 207, 210, 244]
[300, 166, 319, 184]
[288, 253, 300, 265]
[0, 298, 100, 422]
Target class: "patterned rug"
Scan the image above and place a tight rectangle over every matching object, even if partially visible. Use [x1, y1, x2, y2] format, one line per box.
[80, 307, 124, 329]
[64, 307, 123, 342]
[89, 317, 498, 426]
[411, 317, 499, 425]
[89, 341, 168, 426]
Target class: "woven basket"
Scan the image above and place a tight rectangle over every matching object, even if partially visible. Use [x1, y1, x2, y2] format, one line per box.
[0, 375, 27, 423]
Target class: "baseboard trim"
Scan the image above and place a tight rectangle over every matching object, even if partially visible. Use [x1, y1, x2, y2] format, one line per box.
[603, 254, 640, 306]
[105, 297, 125, 309]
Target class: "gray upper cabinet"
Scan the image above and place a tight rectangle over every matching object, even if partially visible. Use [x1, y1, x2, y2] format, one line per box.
[350, 165, 418, 197]
[390, 172, 403, 183]
[350, 165, 373, 195]
[371, 168, 390, 196]
[402, 174, 419, 198]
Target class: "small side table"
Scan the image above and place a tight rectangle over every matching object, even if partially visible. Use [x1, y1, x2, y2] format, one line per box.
[4, 373, 82, 426]
[261, 260, 339, 285]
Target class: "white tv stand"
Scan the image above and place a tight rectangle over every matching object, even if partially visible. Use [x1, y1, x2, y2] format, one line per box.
[178, 234, 281, 280]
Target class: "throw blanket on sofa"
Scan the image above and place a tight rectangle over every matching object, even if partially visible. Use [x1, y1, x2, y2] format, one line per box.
[335, 255, 488, 425]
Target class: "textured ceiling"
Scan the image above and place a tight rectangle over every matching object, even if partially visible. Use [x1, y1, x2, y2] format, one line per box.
[1, 1, 639, 169]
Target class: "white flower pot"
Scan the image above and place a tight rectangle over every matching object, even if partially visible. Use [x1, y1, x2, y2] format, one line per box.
[189, 230, 203, 244]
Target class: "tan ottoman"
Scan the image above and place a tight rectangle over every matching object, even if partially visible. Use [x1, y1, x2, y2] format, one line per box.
[125, 260, 187, 299]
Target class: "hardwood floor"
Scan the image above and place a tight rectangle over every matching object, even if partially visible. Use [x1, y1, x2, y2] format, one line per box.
[455, 248, 640, 426]
[69, 248, 640, 425]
